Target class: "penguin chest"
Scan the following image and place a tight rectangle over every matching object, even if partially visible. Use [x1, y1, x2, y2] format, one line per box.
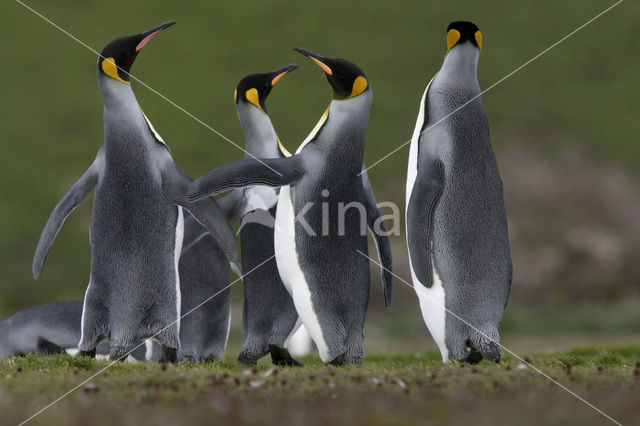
[91, 173, 183, 296]
[273, 185, 302, 296]
[274, 185, 330, 360]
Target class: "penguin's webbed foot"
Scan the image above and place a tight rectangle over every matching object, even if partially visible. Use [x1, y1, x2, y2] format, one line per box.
[327, 353, 346, 367]
[37, 338, 64, 355]
[269, 345, 303, 367]
[160, 347, 178, 363]
[78, 349, 96, 358]
[237, 353, 259, 366]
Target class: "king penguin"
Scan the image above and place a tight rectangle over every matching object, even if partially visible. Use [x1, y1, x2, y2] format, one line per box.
[405, 21, 512, 363]
[0, 302, 149, 360]
[186, 49, 394, 365]
[177, 209, 235, 362]
[0, 302, 85, 358]
[32, 22, 238, 362]
[231, 65, 306, 366]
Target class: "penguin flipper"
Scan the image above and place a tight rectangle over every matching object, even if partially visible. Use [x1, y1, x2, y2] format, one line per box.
[32, 151, 102, 279]
[161, 161, 239, 264]
[179, 213, 208, 256]
[406, 156, 445, 288]
[187, 156, 305, 202]
[361, 166, 394, 308]
[180, 212, 243, 275]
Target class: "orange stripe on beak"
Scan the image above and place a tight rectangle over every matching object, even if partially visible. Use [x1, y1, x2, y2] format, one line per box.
[309, 56, 332, 75]
[271, 71, 288, 86]
[136, 30, 161, 52]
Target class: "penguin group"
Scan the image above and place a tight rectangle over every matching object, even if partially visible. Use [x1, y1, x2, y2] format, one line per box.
[0, 20, 512, 365]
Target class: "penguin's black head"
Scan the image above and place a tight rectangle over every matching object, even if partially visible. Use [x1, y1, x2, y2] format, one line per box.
[446, 21, 482, 53]
[97, 21, 175, 84]
[234, 64, 298, 113]
[294, 48, 369, 101]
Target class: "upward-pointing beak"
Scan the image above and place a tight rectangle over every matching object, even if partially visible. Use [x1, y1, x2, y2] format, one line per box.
[294, 47, 333, 76]
[136, 21, 176, 52]
[270, 63, 298, 86]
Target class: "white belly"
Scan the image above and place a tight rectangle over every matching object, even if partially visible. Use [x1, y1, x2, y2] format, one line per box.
[287, 324, 315, 357]
[274, 186, 330, 361]
[174, 207, 184, 335]
[406, 82, 449, 363]
[410, 262, 448, 362]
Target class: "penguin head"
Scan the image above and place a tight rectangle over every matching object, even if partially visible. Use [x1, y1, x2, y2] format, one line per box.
[234, 64, 298, 113]
[97, 21, 175, 84]
[445, 21, 482, 54]
[294, 48, 369, 101]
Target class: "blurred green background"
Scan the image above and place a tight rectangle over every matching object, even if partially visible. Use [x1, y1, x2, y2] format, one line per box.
[1, 0, 638, 353]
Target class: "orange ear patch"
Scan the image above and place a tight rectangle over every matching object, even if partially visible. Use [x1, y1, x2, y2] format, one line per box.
[446, 29, 461, 52]
[475, 31, 483, 51]
[245, 88, 264, 112]
[348, 76, 368, 98]
[101, 57, 129, 84]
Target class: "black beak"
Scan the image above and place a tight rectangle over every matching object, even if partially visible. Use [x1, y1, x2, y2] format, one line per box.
[294, 47, 325, 61]
[273, 63, 299, 75]
[141, 21, 176, 37]
[136, 21, 176, 52]
[294, 47, 333, 75]
[269, 63, 298, 86]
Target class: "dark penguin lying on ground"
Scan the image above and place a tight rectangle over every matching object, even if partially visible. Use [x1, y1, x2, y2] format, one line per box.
[0, 302, 147, 360]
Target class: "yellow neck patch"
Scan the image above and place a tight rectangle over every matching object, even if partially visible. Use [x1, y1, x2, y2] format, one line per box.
[296, 104, 330, 154]
[348, 76, 368, 99]
[475, 31, 483, 51]
[446, 29, 461, 53]
[277, 136, 292, 157]
[245, 88, 264, 112]
[234, 89, 237, 102]
[101, 57, 129, 84]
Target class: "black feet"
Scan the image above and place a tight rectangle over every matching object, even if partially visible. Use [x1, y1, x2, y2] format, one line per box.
[37, 338, 64, 355]
[160, 347, 178, 363]
[237, 352, 259, 365]
[269, 345, 303, 367]
[327, 353, 346, 367]
[180, 352, 196, 363]
[78, 349, 96, 358]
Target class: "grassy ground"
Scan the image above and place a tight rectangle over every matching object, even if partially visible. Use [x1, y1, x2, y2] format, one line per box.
[1, 346, 638, 426]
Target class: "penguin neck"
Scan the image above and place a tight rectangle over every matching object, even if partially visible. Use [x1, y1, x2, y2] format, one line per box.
[435, 43, 480, 92]
[98, 75, 150, 154]
[316, 91, 371, 163]
[99, 75, 139, 112]
[236, 103, 280, 159]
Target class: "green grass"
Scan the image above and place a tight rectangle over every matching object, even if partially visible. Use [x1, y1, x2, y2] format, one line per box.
[1, 346, 638, 425]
